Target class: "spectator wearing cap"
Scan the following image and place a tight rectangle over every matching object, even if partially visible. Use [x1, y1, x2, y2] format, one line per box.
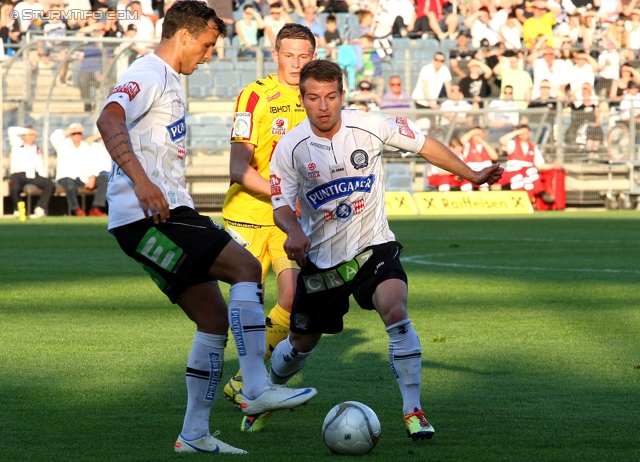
[449, 30, 476, 81]
[527, 46, 569, 100]
[522, 0, 561, 48]
[620, 81, 640, 123]
[350, 80, 382, 111]
[51, 123, 108, 216]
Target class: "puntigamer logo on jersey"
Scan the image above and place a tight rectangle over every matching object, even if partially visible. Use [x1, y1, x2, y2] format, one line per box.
[166, 116, 186, 142]
[272, 118, 288, 135]
[305, 175, 375, 209]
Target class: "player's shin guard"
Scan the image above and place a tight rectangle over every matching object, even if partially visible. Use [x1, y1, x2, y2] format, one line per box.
[229, 282, 269, 398]
[269, 337, 313, 385]
[386, 318, 423, 415]
[181, 331, 226, 439]
[265, 303, 290, 362]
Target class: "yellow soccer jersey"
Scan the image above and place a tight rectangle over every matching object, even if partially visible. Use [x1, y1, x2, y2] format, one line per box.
[222, 74, 307, 225]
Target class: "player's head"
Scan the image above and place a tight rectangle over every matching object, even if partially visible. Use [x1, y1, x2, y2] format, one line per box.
[160, 0, 227, 75]
[299, 60, 345, 139]
[273, 24, 317, 89]
[161, 0, 227, 41]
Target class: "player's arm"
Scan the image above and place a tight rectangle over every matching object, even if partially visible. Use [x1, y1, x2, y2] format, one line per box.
[229, 142, 272, 197]
[417, 136, 503, 186]
[273, 204, 310, 267]
[96, 102, 169, 224]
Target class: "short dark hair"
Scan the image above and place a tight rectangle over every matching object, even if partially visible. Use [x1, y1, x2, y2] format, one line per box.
[300, 60, 343, 97]
[161, 0, 227, 41]
[275, 23, 316, 52]
[518, 123, 531, 130]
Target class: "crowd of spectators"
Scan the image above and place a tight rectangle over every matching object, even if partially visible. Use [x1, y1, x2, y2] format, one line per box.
[1, 0, 640, 142]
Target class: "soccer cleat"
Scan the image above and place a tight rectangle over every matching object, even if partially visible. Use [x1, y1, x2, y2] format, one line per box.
[223, 374, 243, 408]
[241, 411, 274, 432]
[30, 206, 46, 219]
[88, 207, 107, 217]
[404, 408, 435, 441]
[240, 383, 317, 415]
[174, 431, 247, 454]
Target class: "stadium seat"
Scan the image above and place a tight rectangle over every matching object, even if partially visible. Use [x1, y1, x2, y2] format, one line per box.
[386, 173, 413, 192]
[386, 163, 411, 177]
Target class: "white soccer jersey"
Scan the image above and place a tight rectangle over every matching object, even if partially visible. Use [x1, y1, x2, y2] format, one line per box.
[271, 110, 425, 268]
[103, 53, 193, 230]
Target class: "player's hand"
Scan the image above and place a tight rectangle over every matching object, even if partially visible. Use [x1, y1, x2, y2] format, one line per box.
[284, 229, 311, 267]
[134, 179, 170, 224]
[475, 163, 504, 186]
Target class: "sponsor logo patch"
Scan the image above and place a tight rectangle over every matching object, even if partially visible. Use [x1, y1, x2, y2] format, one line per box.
[270, 174, 282, 196]
[396, 116, 415, 139]
[166, 116, 186, 142]
[305, 175, 375, 209]
[272, 118, 288, 135]
[110, 81, 140, 101]
[232, 112, 251, 137]
[269, 105, 290, 113]
[267, 92, 281, 102]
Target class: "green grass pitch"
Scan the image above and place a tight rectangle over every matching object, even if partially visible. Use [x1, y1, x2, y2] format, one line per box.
[1, 212, 639, 461]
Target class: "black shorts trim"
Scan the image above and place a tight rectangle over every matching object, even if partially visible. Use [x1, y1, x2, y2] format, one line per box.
[112, 206, 232, 303]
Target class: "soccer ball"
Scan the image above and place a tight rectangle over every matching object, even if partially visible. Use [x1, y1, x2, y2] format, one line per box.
[322, 401, 381, 455]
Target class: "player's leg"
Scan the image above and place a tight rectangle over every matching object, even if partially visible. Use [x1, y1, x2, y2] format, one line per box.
[174, 281, 246, 454]
[372, 278, 434, 440]
[221, 222, 269, 405]
[266, 225, 299, 362]
[212, 240, 318, 414]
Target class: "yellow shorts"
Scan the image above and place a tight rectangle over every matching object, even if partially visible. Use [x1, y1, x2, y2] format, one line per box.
[224, 220, 299, 281]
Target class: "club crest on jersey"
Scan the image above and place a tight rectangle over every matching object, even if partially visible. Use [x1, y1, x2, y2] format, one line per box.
[166, 116, 186, 142]
[305, 175, 374, 209]
[272, 118, 288, 135]
[110, 81, 140, 101]
[350, 149, 369, 169]
[324, 198, 365, 222]
[233, 112, 251, 137]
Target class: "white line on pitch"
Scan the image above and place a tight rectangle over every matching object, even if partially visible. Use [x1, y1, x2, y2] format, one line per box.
[402, 256, 640, 274]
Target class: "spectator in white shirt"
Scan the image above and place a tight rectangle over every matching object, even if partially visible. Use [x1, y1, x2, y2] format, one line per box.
[8, 126, 55, 218]
[620, 81, 640, 123]
[51, 123, 108, 216]
[411, 52, 452, 109]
